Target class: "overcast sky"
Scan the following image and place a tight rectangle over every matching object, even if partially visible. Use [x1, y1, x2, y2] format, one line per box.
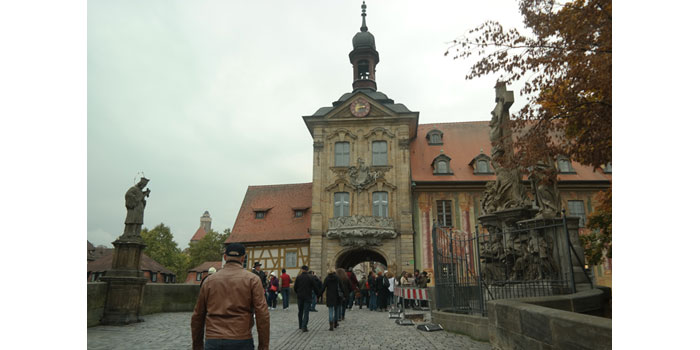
[87, 0, 529, 249]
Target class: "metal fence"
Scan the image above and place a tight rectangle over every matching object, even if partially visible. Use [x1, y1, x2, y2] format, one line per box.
[431, 217, 577, 316]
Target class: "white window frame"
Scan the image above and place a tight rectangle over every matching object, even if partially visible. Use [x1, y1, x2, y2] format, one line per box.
[372, 141, 388, 166]
[372, 191, 389, 217]
[334, 192, 350, 217]
[335, 142, 350, 166]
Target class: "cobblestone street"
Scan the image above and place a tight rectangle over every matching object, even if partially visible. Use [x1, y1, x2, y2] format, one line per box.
[88, 306, 490, 350]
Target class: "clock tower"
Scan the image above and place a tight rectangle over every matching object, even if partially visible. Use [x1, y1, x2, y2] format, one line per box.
[302, 2, 419, 276]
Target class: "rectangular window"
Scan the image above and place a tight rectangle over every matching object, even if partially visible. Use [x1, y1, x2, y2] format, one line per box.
[151, 272, 158, 282]
[196, 272, 202, 281]
[568, 200, 586, 227]
[295, 210, 304, 217]
[372, 191, 389, 217]
[372, 141, 388, 166]
[334, 192, 350, 217]
[286, 251, 298, 268]
[436, 200, 453, 227]
[335, 142, 350, 166]
[255, 211, 265, 219]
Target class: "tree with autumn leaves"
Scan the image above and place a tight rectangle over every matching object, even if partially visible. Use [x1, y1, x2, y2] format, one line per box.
[446, 0, 611, 264]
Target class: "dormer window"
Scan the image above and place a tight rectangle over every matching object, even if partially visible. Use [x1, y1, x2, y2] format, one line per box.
[556, 156, 575, 174]
[432, 153, 453, 175]
[255, 211, 266, 219]
[295, 210, 304, 218]
[469, 152, 493, 174]
[426, 129, 443, 145]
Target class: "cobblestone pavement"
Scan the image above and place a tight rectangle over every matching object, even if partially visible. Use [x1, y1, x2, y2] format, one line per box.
[88, 306, 490, 350]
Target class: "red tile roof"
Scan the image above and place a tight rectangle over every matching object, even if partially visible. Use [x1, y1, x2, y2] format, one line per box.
[86, 250, 174, 275]
[189, 261, 223, 273]
[190, 226, 207, 242]
[226, 183, 312, 244]
[410, 121, 611, 183]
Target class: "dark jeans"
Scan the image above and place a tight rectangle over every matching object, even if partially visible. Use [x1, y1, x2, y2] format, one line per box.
[204, 338, 254, 350]
[297, 297, 311, 329]
[310, 290, 317, 310]
[267, 291, 277, 308]
[360, 290, 369, 308]
[281, 287, 290, 309]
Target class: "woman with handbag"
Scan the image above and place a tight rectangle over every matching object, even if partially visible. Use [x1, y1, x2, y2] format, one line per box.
[267, 272, 279, 310]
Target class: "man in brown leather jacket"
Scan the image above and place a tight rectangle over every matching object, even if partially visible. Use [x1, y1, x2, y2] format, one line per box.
[191, 243, 269, 350]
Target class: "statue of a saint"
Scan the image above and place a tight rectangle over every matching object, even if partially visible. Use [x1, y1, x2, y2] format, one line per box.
[122, 177, 150, 238]
[529, 157, 562, 219]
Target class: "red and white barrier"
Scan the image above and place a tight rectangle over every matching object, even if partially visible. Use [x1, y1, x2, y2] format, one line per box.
[394, 286, 429, 301]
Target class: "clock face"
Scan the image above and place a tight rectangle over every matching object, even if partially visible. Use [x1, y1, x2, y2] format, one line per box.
[350, 98, 371, 117]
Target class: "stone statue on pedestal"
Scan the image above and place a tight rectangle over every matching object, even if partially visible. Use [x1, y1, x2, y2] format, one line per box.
[122, 177, 150, 238]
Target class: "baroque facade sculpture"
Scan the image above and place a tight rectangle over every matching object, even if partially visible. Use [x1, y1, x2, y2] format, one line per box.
[529, 157, 562, 219]
[327, 215, 397, 247]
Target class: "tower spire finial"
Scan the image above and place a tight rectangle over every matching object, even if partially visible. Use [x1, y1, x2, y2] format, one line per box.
[360, 1, 368, 32]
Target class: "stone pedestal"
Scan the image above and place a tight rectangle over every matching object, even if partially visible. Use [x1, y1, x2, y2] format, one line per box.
[100, 236, 147, 325]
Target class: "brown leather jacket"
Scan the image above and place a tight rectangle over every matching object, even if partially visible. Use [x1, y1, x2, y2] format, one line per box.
[191, 261, 270, 350]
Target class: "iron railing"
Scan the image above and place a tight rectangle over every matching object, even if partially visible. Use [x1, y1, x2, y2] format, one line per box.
[432, 215, 578, 316]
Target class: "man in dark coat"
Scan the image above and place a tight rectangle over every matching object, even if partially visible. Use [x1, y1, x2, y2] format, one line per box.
[309, 271, 322, 312]
[346, 270, 359, 309]
[293, 265, 318, 332]
[376, 270, 389, 311]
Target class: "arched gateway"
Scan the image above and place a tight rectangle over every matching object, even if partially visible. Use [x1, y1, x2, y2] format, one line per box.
[334, 248, 387, 270]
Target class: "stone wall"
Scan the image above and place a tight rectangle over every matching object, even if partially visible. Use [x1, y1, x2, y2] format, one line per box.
[140, 283, 200, 315]
[488, 288, 612, 350]
[431, 310, 489, 342]
[87, 282, 108, 327]
[89, 283, 304, 327]
[88, 283, 199, 327]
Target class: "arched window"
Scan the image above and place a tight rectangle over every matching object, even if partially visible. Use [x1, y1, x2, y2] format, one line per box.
[432, 153, 452, 175]
[426, 129, 443, 145]
[557, 157, 575, 173]
[358, 60, 370, 80]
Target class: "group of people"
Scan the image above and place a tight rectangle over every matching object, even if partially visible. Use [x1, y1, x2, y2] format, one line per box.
[191, 242, 433, 349]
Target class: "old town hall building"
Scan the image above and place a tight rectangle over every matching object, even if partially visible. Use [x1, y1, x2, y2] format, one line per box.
[226, 4, 611, 286]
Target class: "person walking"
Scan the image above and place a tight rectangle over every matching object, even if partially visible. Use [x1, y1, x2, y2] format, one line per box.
[320, 269, 342, 331]
[252, 262, 268, 304]
[280, 268, 291, 310]
[368, 271, 377, 311]
[292, 265, 318, 332]
[346, 270, 358, 309]
[358, 274, 368, 309]
[267, 272, 279, 310]
[309, 271, 322, 312]
[376, 270, 389, 311]
[387, 272, 396, 308]
[336, 268, 351, 321]
[191, 243, 269, 350]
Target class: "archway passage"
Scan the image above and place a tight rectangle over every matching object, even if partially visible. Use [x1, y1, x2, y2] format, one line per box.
[335, 248, 387, 270]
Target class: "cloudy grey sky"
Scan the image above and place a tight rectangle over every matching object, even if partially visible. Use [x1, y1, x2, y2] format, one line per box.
[87, 0, 528, 249]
